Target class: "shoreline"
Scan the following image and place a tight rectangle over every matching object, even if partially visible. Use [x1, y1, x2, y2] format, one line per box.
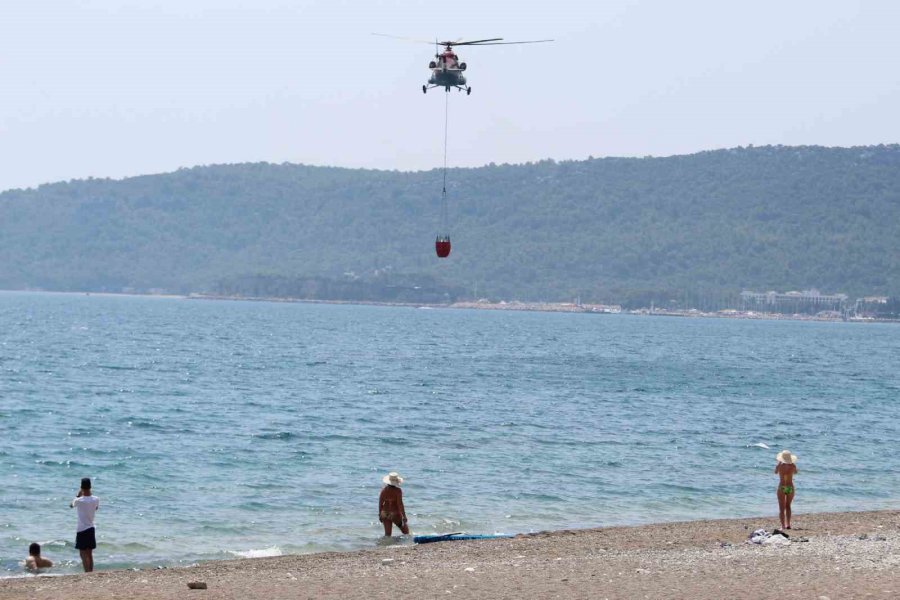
[3, 288, 898, 323]
[191, 293, 900, 324]
[3, 509, 898, 599]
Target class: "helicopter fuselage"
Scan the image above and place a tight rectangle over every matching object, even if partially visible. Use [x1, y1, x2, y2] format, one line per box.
[428, 69, 466, 87]
[424, 49, 470, 93]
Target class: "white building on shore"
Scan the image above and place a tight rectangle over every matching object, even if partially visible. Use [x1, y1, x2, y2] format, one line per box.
[740, 289, 849, 314]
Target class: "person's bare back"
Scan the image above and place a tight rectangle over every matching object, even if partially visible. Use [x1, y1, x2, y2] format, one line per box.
[379, 472, 409, 536]
[776, 462, 797, 489]
[25, 555, 53, 571]
[25, 543, 53, 572]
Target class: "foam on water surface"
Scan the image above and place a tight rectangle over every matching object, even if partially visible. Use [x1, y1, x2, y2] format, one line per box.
[227, 546, 283, 559]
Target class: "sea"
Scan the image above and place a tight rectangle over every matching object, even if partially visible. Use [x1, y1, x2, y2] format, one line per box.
[1, 291, 898, 576]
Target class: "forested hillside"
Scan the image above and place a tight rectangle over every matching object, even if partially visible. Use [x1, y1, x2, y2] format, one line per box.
[1, 145, 898, 306]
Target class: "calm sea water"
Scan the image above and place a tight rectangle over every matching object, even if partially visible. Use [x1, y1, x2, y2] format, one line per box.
[1, 291, 898, 575]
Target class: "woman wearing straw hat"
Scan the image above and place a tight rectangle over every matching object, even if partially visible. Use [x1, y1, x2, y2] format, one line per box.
[774, 450, 798, 529]
[379, 472, 409, 536]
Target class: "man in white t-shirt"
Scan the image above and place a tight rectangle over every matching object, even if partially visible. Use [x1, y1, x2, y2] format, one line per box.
[70, 477, 99, 572]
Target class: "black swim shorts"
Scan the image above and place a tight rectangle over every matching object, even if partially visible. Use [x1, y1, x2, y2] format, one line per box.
[75, 527, 97, 550]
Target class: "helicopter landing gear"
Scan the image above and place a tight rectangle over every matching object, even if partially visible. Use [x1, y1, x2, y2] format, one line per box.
[466, 87, 471, 95]
[422, 85, 427, 94]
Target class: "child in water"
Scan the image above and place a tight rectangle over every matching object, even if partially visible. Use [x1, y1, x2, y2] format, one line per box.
[775, 450, 798, 529]
[379, 472, 409, 536]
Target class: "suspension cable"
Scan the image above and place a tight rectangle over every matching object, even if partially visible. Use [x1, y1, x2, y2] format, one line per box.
[441, 92, 449, 231]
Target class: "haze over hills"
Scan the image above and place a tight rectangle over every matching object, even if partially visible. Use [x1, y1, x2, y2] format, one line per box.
[1, 144, 898, 307]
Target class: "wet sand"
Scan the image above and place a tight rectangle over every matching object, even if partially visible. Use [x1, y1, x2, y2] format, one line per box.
[2, 509, 898, 600]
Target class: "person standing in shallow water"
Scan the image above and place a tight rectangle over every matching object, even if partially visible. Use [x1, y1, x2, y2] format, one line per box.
[775, 450, 798, 529]
[379, 472, 409, 536]
[70, 477, 100, 572]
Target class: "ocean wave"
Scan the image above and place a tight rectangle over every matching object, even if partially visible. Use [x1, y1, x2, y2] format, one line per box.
[35, 539, 68, 549]
[238, 500, 276, 510]
[513, 492, 565, 502]
[110, 541, 156, 552]
[122, 419, 167, 430]
[33, 459, 89, 468]
[237, 481, 292, 491]
[308, 433, 357, 442]
[198, 523, 250, 534]
[227, 546, 282, 559]
[66, 427, 104, 437]
[253, 431, 295, 441]
[379, 437, 410, 446]
[1, 572, 66, 580]
[653, 482, 704, 494]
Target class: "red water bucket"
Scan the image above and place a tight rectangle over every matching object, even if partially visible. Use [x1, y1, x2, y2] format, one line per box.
[435, 236, 451, 258]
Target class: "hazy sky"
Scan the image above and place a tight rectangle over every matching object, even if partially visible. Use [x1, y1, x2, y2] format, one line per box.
[1, 0, 899, 191]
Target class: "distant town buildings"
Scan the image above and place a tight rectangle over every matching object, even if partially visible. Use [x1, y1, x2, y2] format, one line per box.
[740, 289, 849, 315]
[855, 296, 900, 319]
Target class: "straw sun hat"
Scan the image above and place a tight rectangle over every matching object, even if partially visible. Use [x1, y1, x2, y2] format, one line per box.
[776, 450, 797, 464]
[382, 472, 404, 486]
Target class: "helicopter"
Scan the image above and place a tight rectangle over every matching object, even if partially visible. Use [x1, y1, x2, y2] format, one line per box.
[373, 35, 553, 94]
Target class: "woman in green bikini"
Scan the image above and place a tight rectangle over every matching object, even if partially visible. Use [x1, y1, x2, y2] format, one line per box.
[775, 450, 798, 529]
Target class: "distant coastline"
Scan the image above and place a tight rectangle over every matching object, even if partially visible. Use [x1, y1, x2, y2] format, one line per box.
[3, 289, 898, 324]
[188, 293, 900, 323]
[0, 289, 185, 300]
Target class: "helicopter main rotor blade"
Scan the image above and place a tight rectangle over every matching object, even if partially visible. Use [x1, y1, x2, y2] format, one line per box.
[371, 33, 435, 45]
[463, 39, 554, 45]
[373, 33, 553, 47]
[441, 38, 503, 46]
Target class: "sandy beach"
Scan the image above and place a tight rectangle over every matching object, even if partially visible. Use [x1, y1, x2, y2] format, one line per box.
[3, 509, 897, 600]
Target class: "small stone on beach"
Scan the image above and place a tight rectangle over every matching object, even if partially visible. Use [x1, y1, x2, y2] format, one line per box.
[382, 559, 394, 566]
[187, 581, 207, 589]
